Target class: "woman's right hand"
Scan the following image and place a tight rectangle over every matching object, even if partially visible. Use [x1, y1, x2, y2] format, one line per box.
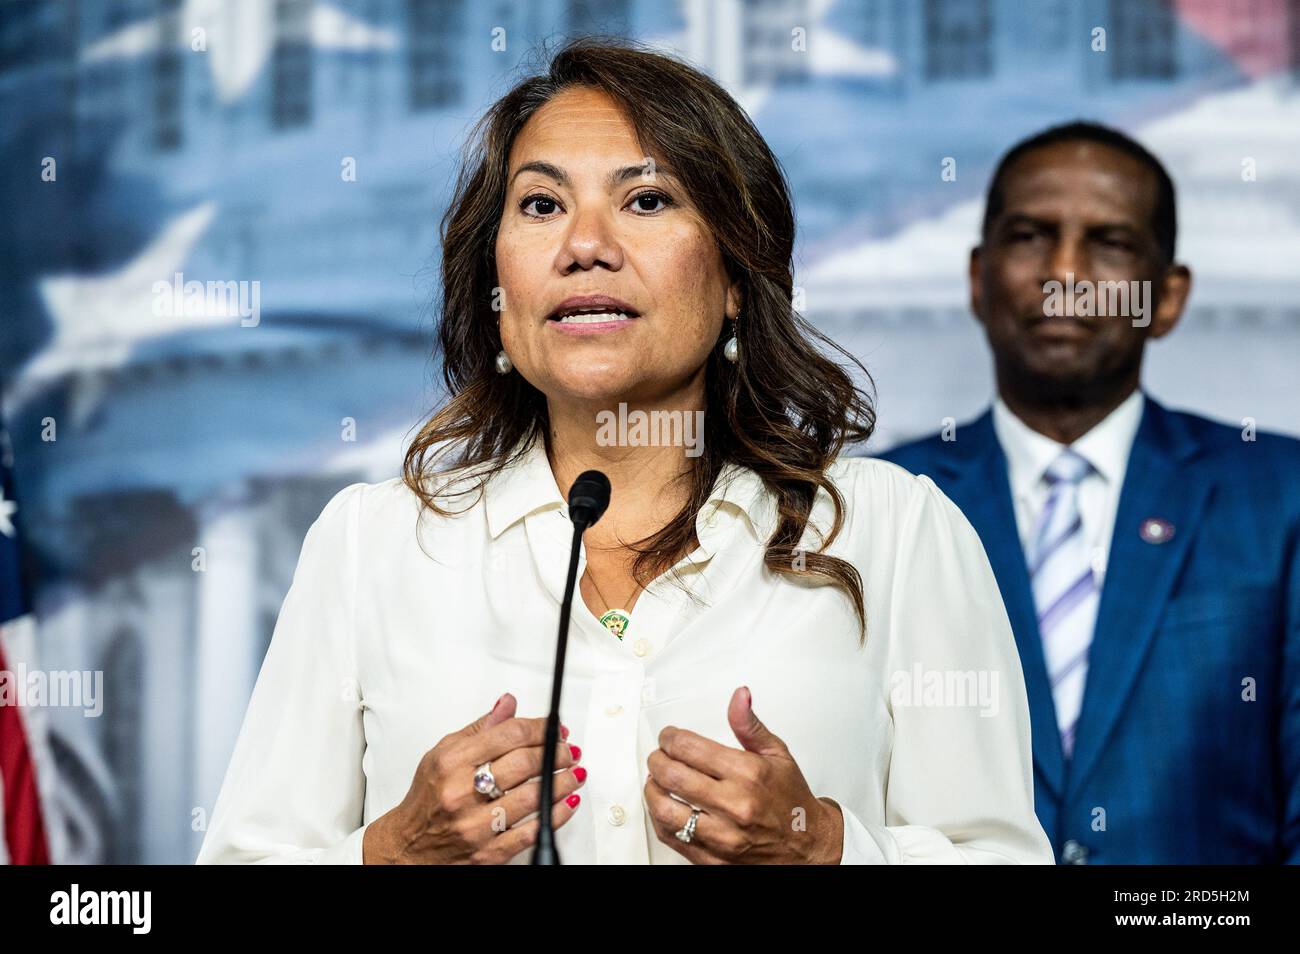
[362, 692, 586, 864]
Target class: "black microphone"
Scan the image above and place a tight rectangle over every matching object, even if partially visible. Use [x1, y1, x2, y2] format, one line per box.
[567, 470, 611, 528]
[533, 470, 610, 864]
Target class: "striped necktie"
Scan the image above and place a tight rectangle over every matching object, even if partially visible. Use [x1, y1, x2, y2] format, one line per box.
[1028, 448, 1098, 760]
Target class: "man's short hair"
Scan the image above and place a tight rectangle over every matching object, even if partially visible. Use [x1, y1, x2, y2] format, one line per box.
[981, 120, 1177, 264]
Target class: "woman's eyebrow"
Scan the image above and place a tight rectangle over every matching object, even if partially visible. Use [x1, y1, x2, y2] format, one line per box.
[508, 160, 675, 189]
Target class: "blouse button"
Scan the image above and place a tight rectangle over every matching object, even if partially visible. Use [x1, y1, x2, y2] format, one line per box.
[632, 638, 651, 657]
[607, 804, 627, 826]
[605, 704, 623, 717]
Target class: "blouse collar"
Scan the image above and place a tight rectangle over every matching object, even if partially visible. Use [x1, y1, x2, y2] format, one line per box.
[482, 431, 778, 552]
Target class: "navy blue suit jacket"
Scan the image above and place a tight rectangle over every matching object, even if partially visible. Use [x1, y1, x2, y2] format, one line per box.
[880, 395, 1300, 863]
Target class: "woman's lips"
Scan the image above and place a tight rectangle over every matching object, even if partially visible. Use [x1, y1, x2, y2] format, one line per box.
[547, 315, 637, 335]
[547, 294, 640, 320]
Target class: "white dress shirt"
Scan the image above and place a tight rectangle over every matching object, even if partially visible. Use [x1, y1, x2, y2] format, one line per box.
[992, 390, 1145, 584]
[196, 433, 1053, 865]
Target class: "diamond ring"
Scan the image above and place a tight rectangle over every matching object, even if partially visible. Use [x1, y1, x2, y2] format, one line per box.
[674, 806, 701, 844]
[473, 761, 503, 799]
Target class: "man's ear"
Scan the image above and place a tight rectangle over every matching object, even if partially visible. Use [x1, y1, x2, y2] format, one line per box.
[969, 246, 985, 326]
[1150, 263, 1191, 340]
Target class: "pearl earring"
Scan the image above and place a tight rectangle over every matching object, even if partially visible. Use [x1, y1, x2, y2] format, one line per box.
[723, 315, 739, 363]
[495, 349, 513, 374]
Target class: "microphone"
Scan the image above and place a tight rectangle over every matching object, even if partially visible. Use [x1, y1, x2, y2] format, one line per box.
[533, 470, 611, 864]
[567, 470, 611, 528]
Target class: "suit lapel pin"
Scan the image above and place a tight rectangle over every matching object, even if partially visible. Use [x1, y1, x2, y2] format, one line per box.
[1140, 517, 1175, 544]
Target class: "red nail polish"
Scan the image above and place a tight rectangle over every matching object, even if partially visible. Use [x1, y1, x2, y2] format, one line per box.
[560, 724, 569, 740]
[573, 766, 587, 782]
[566, 794, 581, 809]
[569, 744, 581, 761]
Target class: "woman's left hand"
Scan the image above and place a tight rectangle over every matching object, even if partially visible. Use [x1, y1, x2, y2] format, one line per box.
[643, 686, 844, 864]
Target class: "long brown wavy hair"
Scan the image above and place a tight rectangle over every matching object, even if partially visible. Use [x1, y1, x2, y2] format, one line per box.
[403, 38, 876, 644]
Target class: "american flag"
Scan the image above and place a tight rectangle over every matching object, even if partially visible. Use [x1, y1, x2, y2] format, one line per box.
[0, 419, 50, 864]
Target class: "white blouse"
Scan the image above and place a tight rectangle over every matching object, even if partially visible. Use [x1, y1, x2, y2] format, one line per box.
[196, 433, 1053, 864]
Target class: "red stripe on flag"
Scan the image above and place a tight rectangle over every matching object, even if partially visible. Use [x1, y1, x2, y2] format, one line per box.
[0, 641, 50, 864]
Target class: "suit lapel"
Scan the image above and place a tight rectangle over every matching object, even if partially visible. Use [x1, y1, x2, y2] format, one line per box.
[1066, 398, 1211, 796]
[933, 411, 1067, 797]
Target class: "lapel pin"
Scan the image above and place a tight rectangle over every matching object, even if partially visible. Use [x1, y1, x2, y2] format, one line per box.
[1140, 517, 1175, 544]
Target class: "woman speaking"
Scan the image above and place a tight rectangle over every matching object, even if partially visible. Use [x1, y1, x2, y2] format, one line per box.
[197, 40, 1052, 865]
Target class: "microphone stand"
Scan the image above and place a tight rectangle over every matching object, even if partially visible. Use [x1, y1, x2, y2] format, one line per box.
[533, 471, 608, 864]
[531, 522, 585, 865]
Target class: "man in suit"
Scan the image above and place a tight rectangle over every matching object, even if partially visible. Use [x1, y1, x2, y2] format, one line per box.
[881, 121, 1300, 863]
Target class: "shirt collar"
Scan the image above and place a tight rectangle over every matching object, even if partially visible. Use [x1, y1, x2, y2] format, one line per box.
[992, 389, 1145, 497]
[481, 433, 567, 539]
[482, 432, 777, 551]
[694, 464, 779, 557]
